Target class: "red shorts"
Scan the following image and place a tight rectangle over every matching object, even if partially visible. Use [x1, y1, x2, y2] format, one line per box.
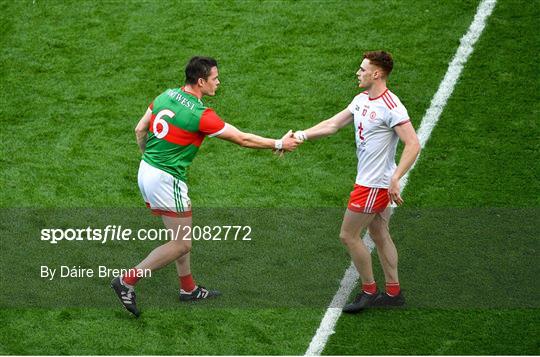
[347, 184, 389, 214]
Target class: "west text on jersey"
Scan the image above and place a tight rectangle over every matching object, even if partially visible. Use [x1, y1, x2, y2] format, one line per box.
[166, 89, 195, 110]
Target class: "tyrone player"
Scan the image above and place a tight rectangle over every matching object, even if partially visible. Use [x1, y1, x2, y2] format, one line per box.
[293, 51, 420, 313]
[111, 56, 301, 317]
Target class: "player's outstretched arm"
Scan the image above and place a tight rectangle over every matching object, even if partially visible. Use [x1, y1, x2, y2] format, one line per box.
[216, 124, 301, 152]
[294, 108, 353, 141]
[135, 108, 152, 153]
[388, 122, 421, 205]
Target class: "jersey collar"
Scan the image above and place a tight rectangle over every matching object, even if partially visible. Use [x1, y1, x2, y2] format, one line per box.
[368, 88, 389, 101]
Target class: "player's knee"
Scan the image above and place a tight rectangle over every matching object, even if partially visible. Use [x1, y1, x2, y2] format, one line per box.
[368, 228, 383, 242]
[182, 243, 192, 254]
[171, 240, 191, 258]
[368, 223, 389, 242]
[339, 232, 355, 246]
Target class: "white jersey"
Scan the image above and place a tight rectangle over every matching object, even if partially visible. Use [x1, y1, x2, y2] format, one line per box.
[347, 89, 410, 188]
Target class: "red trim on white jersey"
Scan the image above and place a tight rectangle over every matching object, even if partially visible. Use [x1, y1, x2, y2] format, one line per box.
[381, 94, 393, 109]
[394, 119, 411, 127]
[382, 92, 397, 109]
[385, 92, 397, 107]
[369, 88, 389, 101]
[367, 89, 399, 110]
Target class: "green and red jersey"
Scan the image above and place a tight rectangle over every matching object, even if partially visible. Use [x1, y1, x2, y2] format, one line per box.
[142, 87, 226, 182]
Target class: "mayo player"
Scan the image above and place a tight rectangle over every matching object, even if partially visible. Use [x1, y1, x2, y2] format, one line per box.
[111, 56, 301, 317]
[293, 51, 420, 313]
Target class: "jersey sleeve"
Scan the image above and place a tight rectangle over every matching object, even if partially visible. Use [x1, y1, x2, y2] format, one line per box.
[347, 92, 369, 114]
[387, 102, 410, 128]
[199, 108, 227, 137]
[347, 93, 361, 114]
[347, 98, 356, 114]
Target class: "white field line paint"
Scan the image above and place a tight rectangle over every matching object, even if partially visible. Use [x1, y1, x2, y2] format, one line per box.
[305, 1, 497, 355]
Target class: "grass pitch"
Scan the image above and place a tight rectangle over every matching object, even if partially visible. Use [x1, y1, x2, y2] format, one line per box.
[1, 0, 538, 355]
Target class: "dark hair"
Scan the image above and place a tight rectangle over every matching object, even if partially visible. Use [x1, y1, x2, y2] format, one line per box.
[363, 51, 393, 77]
[185, 56, 218, 85]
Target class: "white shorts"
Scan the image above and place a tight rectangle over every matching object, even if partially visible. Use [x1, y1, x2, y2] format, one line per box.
[138, 160, 192, 217]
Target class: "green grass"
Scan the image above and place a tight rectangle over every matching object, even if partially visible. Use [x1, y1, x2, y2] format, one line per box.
[0, 307, 326, 355]
[1, 0, 538, 355]
[0, 0, 475, 208]
[323, 0, 540, 354]
[404, 0, 540, 208]
[325, 309, 539, 355]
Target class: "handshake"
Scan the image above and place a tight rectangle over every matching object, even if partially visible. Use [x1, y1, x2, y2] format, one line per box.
[273, 130, 307, 156]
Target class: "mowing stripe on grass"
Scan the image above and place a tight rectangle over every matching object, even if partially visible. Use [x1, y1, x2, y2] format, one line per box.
[304, 0, 497, 355]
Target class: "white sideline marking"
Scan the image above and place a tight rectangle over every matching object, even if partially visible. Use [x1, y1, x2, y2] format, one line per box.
[305, 0, 497, 355]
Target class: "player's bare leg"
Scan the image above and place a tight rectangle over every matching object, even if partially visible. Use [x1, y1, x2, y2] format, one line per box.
[341, 208, 383, 313]
[339, 209, 377, 283]
[368, 210, 398, 283]
[175, 252, 191, 276]
[135, 215, 192, 271]
[173, 220, 221, 301]
[369, 208, 405, 307]
[111, 215, 191, 317]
